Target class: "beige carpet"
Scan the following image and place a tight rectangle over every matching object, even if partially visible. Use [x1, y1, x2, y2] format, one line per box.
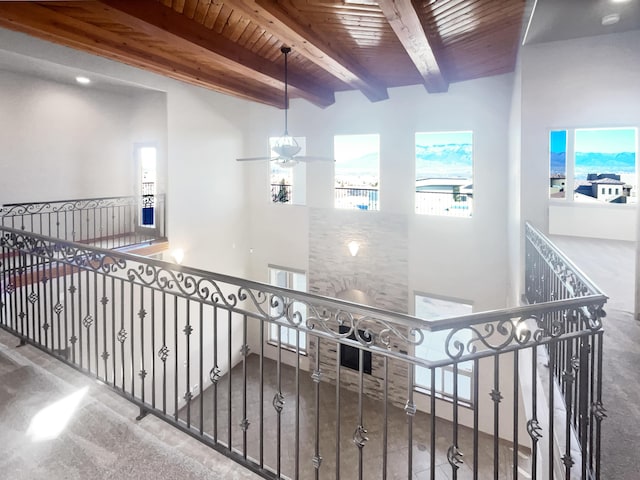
[0, 328, 259, 480]
[551, 235, 640, 480]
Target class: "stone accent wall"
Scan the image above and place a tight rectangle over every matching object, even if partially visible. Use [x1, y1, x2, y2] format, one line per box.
[308, 208, 410, 408]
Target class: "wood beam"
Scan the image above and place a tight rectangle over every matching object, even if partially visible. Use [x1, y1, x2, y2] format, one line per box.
[232, 0, 389, 102]
[0, 2, 284, 107]
[99, 0, 335, 107]
[378, 0, 448, 93]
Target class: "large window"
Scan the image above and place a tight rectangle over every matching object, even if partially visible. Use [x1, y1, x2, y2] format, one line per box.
[268, 266, 307, 353]
[414, 294, 473, 402]
[415, 131, 473, 217]
[550, 127, 637, 204]
[270, 136, 306, 205]
[334, 134, 380, 211]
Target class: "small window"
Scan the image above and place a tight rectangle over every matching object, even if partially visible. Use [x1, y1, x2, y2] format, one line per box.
[334, 134, 380, 211]
[270, 137, 306, 205]
[549, 130, 567, 199]
[414, 294, 473, 402]
[136, 145, 157, 227]
[268, 266, 307, 353]
[415, 131, 473, 217]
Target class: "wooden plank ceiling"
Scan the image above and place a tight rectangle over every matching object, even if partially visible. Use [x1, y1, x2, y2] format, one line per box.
[0, 0, 526, 108]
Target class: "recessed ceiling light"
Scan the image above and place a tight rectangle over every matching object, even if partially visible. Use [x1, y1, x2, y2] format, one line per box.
[601, 13, 621, 25]
[75, 76, 91, 85]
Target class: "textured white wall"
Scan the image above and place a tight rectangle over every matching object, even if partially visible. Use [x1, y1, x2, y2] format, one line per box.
[244, 75, 513, 314]
[0, 70, 136, 204]
[521, 30, 640, 241]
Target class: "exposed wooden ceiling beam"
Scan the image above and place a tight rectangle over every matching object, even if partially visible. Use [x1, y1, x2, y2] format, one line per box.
[99, 0, 335, 108]
[0, 2, 284, 108]
[378, 0, 448, 93]
[233, 0, 389, 102]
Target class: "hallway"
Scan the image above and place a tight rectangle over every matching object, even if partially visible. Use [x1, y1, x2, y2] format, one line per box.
[551, 235, 640, 480]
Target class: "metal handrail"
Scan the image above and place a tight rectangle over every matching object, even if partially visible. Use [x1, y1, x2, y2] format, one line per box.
[1, 195, 166, 248]
[0, 221, 606, 479]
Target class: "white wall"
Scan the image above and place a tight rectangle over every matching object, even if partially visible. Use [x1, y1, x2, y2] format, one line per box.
[0, 70, 136, 204]
[244, 75, 513, 313]
[164, 85, 250, 278]
[520, 30, 640, 240]
[508, 56, 523, 307]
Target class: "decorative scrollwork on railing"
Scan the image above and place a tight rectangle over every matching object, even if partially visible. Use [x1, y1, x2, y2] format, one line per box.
[305, 307, 424, 351]
[526, 223, 599, 300]
[444, 315, 546, 361]
[527, 419, 543, 442]
[447, 445, 464, 469]
[0, 196, 138, 218]
[0, 230, 127, 275]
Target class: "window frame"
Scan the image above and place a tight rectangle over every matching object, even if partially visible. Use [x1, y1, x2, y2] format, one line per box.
[269, 136, 307, 206]
[549, 126, 638, 207]
[412, 292, 474, 406]
[267, 265, 307, 354]
[333, 133, 381, 211]
[414, 130, 474, 218]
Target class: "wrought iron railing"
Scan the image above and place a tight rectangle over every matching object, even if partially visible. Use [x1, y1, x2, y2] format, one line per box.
[335, 187, 379, 211]
[524, 222, 606, 479]
[415, 190, 473, 217]
[0, 222, 605, 479]
[270, 183, 292, 204]
[0, 195, 166, 249]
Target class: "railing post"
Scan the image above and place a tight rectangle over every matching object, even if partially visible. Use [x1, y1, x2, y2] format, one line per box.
[579, 334, 590, 479]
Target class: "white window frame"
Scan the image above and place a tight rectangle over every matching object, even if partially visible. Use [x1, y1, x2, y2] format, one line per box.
[267, 265, 307, 354]
[269, 136, 307, 206]
[413, 293, 474, 404]
[549, 127, 638, 205]
[414, 131, 474, 218]
[333, 133, 380, 211]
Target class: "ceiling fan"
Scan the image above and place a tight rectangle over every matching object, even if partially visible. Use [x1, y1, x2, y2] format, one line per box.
[236, 46, 334, 167]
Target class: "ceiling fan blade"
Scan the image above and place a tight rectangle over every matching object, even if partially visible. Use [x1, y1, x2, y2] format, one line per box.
[236, 156, 273, 162]
[294, 155, 336, 162]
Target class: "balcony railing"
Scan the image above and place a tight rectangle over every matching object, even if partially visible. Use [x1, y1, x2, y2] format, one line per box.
[335, 187, 379, 210]
[0, 195, 166, 249]
[270, 184, 292, 204]
[0, 221, 605, 479]
[415, 190, 473, 217]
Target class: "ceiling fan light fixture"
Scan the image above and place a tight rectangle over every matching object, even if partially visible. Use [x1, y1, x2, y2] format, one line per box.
[272, 134, 301, 158]
[275, 158, 299, 168]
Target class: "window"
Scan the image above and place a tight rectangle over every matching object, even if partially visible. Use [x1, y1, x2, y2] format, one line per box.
[334, 134, 379, 211]
[136, 145, 157, 227]
[268, 266, 307, 352]
[415, 131, 473, 217]
[549, 130, 567, 198]
[414, 294, 473, 402]
[550, 127, 637, 204]
[270, 137, 306, 205]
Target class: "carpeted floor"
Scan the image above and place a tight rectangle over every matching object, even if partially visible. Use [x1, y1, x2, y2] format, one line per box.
[0, 328, 259, 480]
[551, 235, 640, 480]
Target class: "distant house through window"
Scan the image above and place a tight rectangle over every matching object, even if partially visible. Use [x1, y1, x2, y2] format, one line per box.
[268, 266, 307, 353]
[270, 136, 306, 205]
[415, 131, 473, 217]
[550, 127, 637, 204]
[414, 294, 473, 403]
[334, 134, 380, 211]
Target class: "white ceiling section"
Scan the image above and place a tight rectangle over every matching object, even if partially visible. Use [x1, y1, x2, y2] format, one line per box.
[524, 0, 640, 45]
